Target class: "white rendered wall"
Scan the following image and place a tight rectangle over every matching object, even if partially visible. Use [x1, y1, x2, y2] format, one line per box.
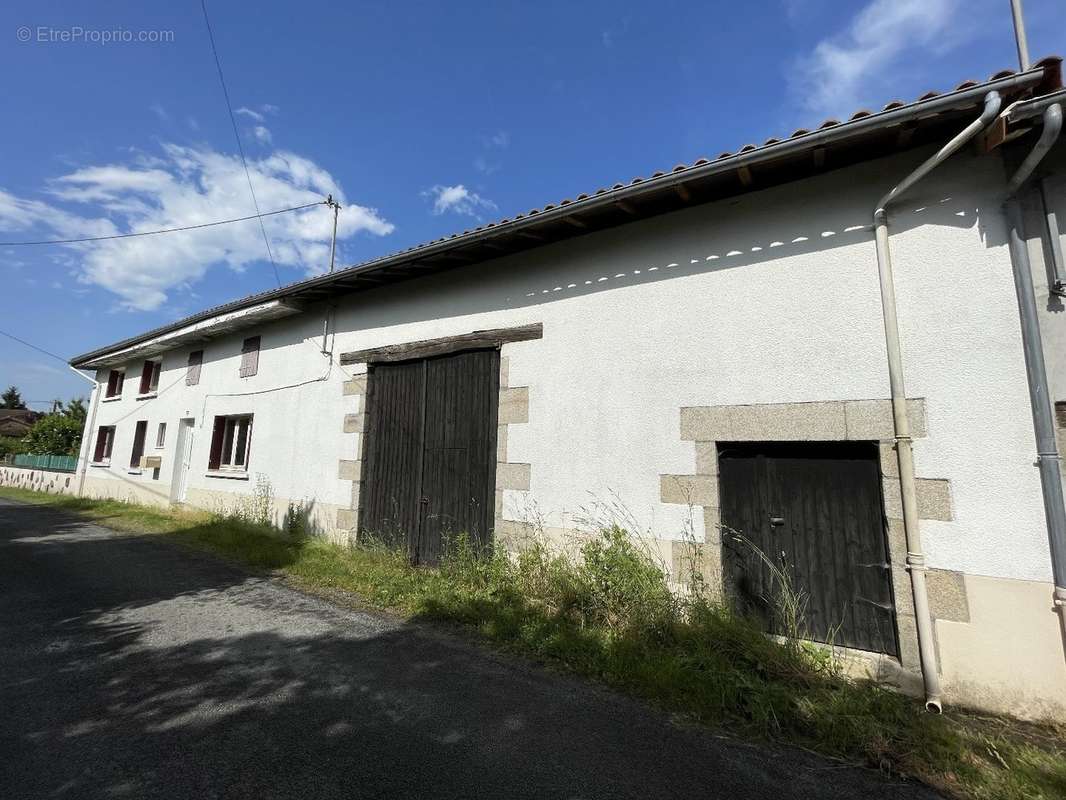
[78, 146, 1053, 584]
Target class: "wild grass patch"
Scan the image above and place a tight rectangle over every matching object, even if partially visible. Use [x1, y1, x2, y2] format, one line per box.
[2, 484, 1063, 799]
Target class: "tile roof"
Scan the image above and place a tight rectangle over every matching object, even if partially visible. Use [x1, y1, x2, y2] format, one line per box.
[71, 57, 1063, 367]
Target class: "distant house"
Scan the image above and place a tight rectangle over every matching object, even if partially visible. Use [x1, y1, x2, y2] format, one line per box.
[0, 409, 41, 438]
[5, 58, 1062, 719]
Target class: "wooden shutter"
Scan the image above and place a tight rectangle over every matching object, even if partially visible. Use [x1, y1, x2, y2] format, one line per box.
[130, 421, 148, 468]
[239, 337, 260, 378]
[106, 370, 119, 397]
[139, 361, 153, 394]
[186, 351, 203, 386]
[208, 416, 226, 470]
[93, 427, 107, 462]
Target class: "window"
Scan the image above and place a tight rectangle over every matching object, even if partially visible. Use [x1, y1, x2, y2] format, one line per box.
[91, 425, 115, 465]
[138, 360, 161, 396]
[186, 350, 203, 386]
[155, 422, 167, 449]
[239, 336, 260, 378]
[208, 414, 253, 473]
[129, 420, 148, 470]
[105, 369, 125, 399]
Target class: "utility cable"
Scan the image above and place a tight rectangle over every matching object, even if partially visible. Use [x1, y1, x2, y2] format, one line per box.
[0, 202, 325, 246]
[200, 0, 282, 287]
[0, 328, 71, 365]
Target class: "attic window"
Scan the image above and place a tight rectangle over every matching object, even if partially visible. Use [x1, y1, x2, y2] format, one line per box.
[186, 350, 203, 386]
[105, 369, 125, 399]
[138, 360, 161, 396]
[239, 336, 260, 378]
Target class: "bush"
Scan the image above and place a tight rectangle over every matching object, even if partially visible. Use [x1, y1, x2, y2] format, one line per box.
[22, 414, 82, 456]
[0, 436, 29, 459]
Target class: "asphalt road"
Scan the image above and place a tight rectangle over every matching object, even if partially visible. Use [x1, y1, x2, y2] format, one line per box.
[0, 498, 939, 799]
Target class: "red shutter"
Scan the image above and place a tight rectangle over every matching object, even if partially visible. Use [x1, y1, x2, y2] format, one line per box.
[130, 421, 147, 468]
[239, 336, 260, 378]
[106, 370, 118, 397]
[208, 416, 226, 470]
[186, 350, 203, 386]
[93, 427, 107, 462]
[139, 361, 153, 394]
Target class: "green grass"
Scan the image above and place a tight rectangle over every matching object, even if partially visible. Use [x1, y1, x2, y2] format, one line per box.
[3, 485, 1064, 800]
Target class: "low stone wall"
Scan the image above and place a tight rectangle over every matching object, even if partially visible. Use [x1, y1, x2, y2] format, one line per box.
[0, 465, 78, 497]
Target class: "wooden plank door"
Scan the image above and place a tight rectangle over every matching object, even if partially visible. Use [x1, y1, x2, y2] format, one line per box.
[360, 349, 499, 565]
[360, 360, 426, 552]
[418, 349, 499, 563]
[719, 442, 898, 656]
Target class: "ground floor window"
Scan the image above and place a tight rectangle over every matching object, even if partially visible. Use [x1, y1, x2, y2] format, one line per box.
[129, 420, 148, 470]
[208, 414, 253, 473]
[92, 425, 115, 465]
[156, 422, 167, 448]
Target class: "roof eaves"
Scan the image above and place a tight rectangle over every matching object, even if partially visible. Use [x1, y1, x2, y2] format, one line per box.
[70, 60, 1060, 369]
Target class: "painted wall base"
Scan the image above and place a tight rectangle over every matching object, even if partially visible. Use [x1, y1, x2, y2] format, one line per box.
[937, 573, 1066, 721]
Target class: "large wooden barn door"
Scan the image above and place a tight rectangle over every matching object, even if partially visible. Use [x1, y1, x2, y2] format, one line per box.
[359, 349, 499, 565]
[719, 442, 898, 656]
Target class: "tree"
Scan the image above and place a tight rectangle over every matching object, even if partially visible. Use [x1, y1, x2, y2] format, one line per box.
[63, 397, 87, 424]
[22, 414, 83, 456]
[1, 386, 26, 409]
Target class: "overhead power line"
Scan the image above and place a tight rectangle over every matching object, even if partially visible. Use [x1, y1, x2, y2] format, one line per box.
[0, 328, 71, 365]
[200, 0, 282, 288]
[0, 201, 325, 246]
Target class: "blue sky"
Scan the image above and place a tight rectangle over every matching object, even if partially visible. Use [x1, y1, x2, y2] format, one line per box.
[1, 0, 1063, 408]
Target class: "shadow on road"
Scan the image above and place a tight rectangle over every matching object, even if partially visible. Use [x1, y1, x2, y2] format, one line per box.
[0, 500, 939, 800]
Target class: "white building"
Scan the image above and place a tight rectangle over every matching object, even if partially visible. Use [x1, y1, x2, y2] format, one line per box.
[5, 59, 1066, 720]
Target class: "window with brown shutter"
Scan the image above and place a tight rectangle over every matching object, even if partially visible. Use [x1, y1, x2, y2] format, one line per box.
[105, 369, 125, 398]
[92, 426, 115, 464]
[207, 414, 253, 473]
[208, 416, 226, 470]
[138, 360, 161, 395]
[129, 421, 148, 469]
[239, 336, 260, 378]
[186, 350, 203, 386]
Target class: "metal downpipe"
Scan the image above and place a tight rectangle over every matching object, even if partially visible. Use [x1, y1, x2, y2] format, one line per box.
[873, 91, 1003, 713]
[69, 365, 101, 499]
[1003, 104, 1066, 651]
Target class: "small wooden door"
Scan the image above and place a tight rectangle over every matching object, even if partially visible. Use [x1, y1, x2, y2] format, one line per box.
[718, 442, 898, 656]
[359, 349, 499, 564]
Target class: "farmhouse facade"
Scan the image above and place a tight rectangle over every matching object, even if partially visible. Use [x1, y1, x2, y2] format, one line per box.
[5, 59, 1063, 718]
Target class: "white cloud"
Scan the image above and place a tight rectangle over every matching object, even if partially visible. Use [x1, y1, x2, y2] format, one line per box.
[0, 144, 394, 311]
[253, 125, 273, 144]
[791, 0, 963, 117]
[234, 106, 264, 122]
[422, 184, 497, 218]
[483, 130, 509, 149]
[473, 156, 499, 175]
